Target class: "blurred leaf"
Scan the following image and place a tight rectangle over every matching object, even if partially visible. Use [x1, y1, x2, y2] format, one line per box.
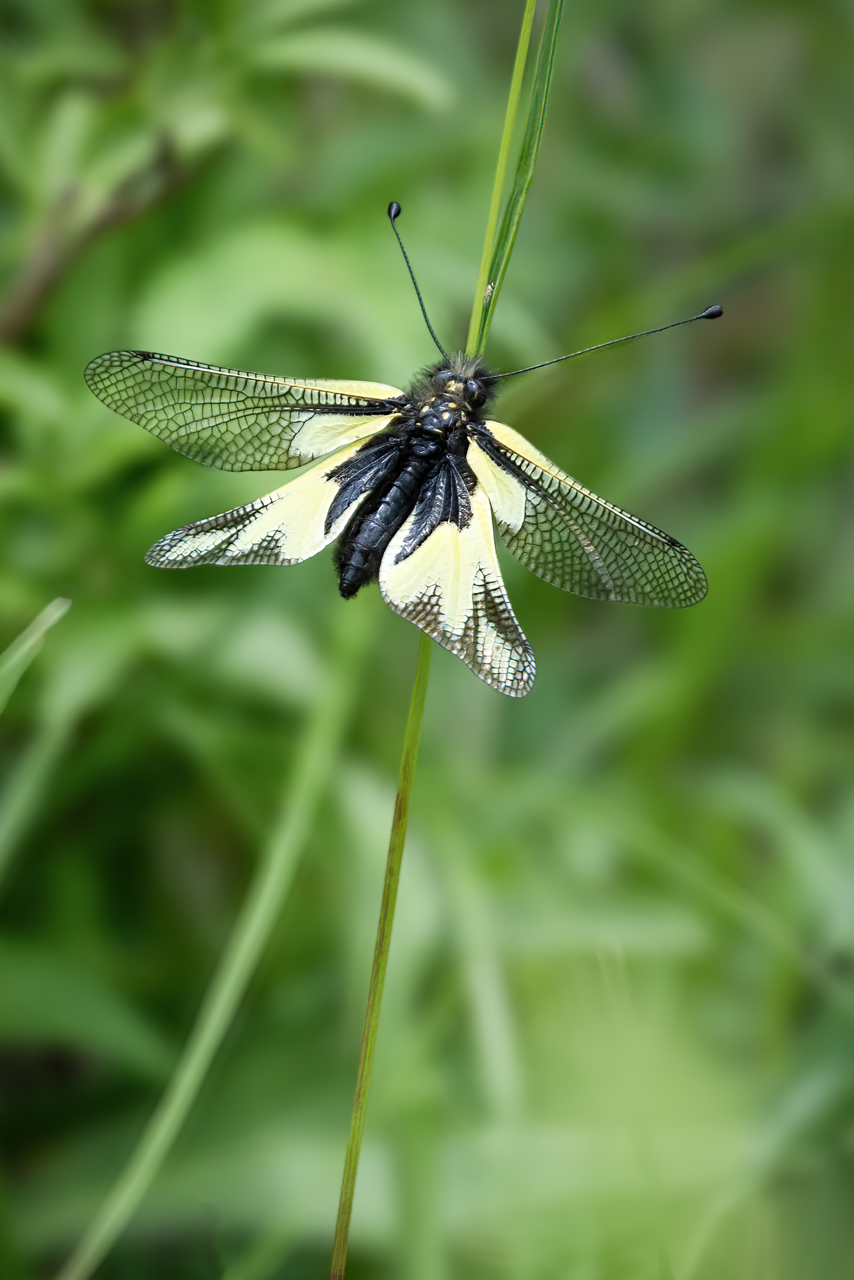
[37, 610, 140, 729]
[0, 720, 72, 895]
[0, 609, 138, 891]
[501, 899, 709, 958]
[35, 92, 96, 207]
[252, 30, 453, 112]
[0, 350, 67, 420]
[210, 612, 323, 709]
[132, 219, 423, 370]
[15, 1117, 750, 1258]
[0, 940, 172, 1079]
[0, 599, 70, 715]
[242, 0, 362, 36]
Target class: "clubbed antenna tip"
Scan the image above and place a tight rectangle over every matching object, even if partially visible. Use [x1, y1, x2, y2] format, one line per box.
[490, 302, 726, 382]
[386, 200, 449, 362]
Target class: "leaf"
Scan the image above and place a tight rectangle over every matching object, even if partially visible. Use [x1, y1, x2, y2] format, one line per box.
[0, 349, 67, 421]
[473, 0, 565, 353]
[209, 612, 324, 709]
[241, 0, 361, 37]
[36, 91, 96, 208]
[37, 609, 140, 728]
[0, 599, 71, 715]
[132, 219, 417, 370]
[0, 940, 172, 1080]
[251, 29, 453, 112]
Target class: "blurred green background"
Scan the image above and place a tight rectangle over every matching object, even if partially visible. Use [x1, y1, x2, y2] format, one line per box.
[2, 0, 854, 1277]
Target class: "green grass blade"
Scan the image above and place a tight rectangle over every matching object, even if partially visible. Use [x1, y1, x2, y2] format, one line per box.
[0, 720, 71, 893]
[466, 0, 537, 355]
[472, 0, 565, 356]
[0, 598, 70, 715]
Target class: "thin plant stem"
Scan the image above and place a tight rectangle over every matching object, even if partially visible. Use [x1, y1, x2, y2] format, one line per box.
[328, 632, 432, 1280]
[465, 0, 537, 356]
[327, 9, 564, 1274]
[54, 605, 371, 1280]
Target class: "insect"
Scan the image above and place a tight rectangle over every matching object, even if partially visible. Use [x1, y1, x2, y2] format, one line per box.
[85, 203, 720, 697]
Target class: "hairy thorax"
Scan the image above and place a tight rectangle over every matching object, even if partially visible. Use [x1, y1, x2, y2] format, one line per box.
[332, 354, 495, 597]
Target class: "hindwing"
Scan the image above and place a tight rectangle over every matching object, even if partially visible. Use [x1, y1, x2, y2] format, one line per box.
[467, 420, 707, 608]
[85, 350, 404, 471]
[379, 473, 535, 698]
[145, 435, 386, 568]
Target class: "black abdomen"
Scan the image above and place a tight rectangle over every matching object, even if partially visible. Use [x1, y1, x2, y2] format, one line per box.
[333, 434, 442, 598]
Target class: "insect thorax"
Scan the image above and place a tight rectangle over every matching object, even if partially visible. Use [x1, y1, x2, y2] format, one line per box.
[406, 353, 495, 432]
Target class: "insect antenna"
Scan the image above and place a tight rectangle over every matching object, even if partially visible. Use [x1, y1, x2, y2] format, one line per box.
[488, 305, 723, 381]
[388, 201, 450, 362]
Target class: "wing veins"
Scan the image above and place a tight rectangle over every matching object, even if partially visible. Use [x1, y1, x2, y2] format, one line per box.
[85, 349, 406, 471]
[469, 425, 706, 608]
[136, 401, 398, 427]
[119, 352, 404, 407]
[475, 434, 621, 590]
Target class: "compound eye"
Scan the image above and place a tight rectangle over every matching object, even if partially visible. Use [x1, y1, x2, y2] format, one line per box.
[466, 378, 484, 401]
[434, 369, 453, 386]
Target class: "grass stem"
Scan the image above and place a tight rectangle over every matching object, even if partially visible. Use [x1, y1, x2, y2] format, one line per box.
[328, 632, 432, 1280]
[466, 0, 537, 356]
[328, 8, 562, 1268]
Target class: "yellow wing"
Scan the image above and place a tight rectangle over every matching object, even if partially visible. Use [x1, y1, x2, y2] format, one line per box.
[146, 436, 377, 568]
[379, 483, 535, 697]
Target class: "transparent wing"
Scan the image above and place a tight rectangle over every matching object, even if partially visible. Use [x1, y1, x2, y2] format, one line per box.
[379, 483, 535, 697]
[85, 350, 405, 471]
[146, 437, 376, 568]
[467, 420, 707, 607]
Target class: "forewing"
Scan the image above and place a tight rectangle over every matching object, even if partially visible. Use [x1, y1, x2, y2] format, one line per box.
[146, 437, 379, 568]
[379, 482, 535, 697]
[85, 350, 404, 471]
[468, 421, 707, 607]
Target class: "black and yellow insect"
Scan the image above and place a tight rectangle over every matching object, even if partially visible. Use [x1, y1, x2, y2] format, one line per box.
[85, 205, 718, 697]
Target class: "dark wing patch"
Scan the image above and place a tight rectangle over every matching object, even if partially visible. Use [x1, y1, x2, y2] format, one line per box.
[324, 433, 405, 532]
[468, 420, 707, 608]
[394, 455, 476, 562]
[85, 350, 404, 472]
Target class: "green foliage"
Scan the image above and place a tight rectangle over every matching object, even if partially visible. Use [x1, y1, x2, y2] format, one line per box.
[2, 1, 854, 1279]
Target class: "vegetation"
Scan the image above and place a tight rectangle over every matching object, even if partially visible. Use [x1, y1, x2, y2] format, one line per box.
[2, 1, 854, 1278]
